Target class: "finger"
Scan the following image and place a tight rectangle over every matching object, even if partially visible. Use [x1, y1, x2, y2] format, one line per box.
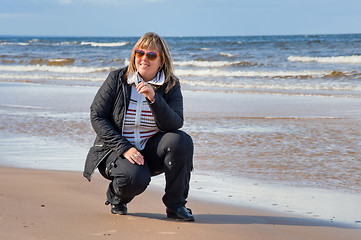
[133, 153, 144, 165]
[136, 82, 146, 91]
[136, 83, 142, 91]
[129, 155, 137, 165]
[130, 153, 144, 165]
[139, 85, 151, 94]
[128, 158, 136, 165]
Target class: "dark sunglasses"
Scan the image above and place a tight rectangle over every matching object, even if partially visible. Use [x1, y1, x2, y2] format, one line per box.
[134, 49, 159, 61]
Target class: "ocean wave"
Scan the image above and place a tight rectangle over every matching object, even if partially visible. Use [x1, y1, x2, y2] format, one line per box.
[80, 41, 130, 47]
[0, 42, 29, 46]
[28, 58, 76, 66]
[2, 63, 358, 81]
[287, 55, 361, 64]
[60, 41, 79, 45]
[1, 57, 76, 66]
[0, 104, 47, 110]
[180, 78, 361, 92]
[0, 64, 109, 74]
[175, 68, 328, 78]
[219, 52, 235, 58]
[174, 60, 258, 68]
[0, 73, 104, 82]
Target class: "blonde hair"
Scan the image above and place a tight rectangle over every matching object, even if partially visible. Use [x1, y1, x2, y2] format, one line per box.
[127, 32, 177, 93]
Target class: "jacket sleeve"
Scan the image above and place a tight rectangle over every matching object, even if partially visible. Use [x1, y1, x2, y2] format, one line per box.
[90, 70, 133, 156]
[149, 82, 184, 131]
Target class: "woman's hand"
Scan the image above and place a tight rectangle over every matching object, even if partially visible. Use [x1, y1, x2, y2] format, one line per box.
[123, 147, 144, 165]
[137, 81, 155, 103]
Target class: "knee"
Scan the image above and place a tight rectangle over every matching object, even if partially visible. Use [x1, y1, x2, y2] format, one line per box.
[112, 168, 151, 197]
[166, 130, 194, 154]
[132, 169, 151, 194]
[164, 131, 193, 170]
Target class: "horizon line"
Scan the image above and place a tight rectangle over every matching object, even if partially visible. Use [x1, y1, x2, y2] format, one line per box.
[1, 32, 360, 38]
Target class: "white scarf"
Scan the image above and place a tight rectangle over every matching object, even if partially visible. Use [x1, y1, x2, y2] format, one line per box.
[127, 71, 165, 86]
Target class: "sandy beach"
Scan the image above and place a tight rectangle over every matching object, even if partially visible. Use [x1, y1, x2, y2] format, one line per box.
[1, 81, 361, 231]
[0, 166, 360, 240]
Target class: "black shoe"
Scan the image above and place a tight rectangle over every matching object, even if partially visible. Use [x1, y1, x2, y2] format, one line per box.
[110, 203, 127, 215]
[166, 206, 194, 221]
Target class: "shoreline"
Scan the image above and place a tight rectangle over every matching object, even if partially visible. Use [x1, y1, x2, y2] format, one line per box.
[1, 166, 360, 240]
[1, 134, 361, 226]
[1, 81, 361, 237]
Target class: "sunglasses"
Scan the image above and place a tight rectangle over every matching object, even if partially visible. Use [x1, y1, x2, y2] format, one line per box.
[134, 49, 159, 61]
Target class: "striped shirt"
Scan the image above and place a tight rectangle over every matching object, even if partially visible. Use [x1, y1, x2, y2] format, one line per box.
[122, 85, 159, 150]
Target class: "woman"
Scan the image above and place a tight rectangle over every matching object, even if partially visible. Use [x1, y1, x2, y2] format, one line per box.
[83, 32, 194, 221]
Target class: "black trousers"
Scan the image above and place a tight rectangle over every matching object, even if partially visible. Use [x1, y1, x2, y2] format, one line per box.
[98, 130, 194, 210]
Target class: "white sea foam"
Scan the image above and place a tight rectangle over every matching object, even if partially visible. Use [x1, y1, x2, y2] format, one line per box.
[0, 73, 105, 82]
[80, 41, 129, 47]
[174, 60, 253, 67]
[174, 60, 233, 67]
[180, 78, 361, 91]
[288, 55, 361, 64]
[220, 52, 235, 58]
[0, 42, 29, 46]
[0, 104, 47, 110]
[0, 64, 109, 74]
[60, 41, 79, 45]
[175, 68, 328, 78]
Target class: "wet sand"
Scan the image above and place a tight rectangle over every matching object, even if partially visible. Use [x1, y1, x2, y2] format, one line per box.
[0, 167, 360, 240]
[1, 82, 361, 226]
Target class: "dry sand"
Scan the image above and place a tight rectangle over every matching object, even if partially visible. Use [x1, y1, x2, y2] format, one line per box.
[0, 167, 360, 240]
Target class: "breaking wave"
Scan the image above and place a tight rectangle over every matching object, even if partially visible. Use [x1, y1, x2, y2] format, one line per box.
[80, 41, 130, 47]
[174, 60, 259, 68]
[175, 69, 328, 78]
[288, 55, 361, 64]
[0, 64, 109, 73]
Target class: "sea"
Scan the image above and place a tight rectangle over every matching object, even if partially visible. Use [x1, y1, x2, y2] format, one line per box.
[0, 34, 360, 226]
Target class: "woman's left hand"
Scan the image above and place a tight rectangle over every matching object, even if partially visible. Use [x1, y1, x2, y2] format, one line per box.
[137, 81, 155, 103]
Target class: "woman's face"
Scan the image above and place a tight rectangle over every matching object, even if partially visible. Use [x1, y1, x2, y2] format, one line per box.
[135, 47, 162, 82]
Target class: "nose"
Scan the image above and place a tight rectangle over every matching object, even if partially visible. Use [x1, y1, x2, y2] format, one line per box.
[140, 54, 149, 61]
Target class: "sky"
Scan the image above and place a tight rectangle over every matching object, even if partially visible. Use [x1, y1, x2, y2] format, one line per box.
[1, 0, 361, 37]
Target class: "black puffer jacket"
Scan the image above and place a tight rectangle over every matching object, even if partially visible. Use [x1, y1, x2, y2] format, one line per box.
[83, 67, 184, 181]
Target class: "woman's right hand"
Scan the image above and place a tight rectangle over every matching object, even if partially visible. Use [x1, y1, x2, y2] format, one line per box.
[123, 147, 144, 165]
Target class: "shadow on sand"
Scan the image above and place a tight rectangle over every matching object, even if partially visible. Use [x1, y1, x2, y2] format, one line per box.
[129, 212, 359, 229]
